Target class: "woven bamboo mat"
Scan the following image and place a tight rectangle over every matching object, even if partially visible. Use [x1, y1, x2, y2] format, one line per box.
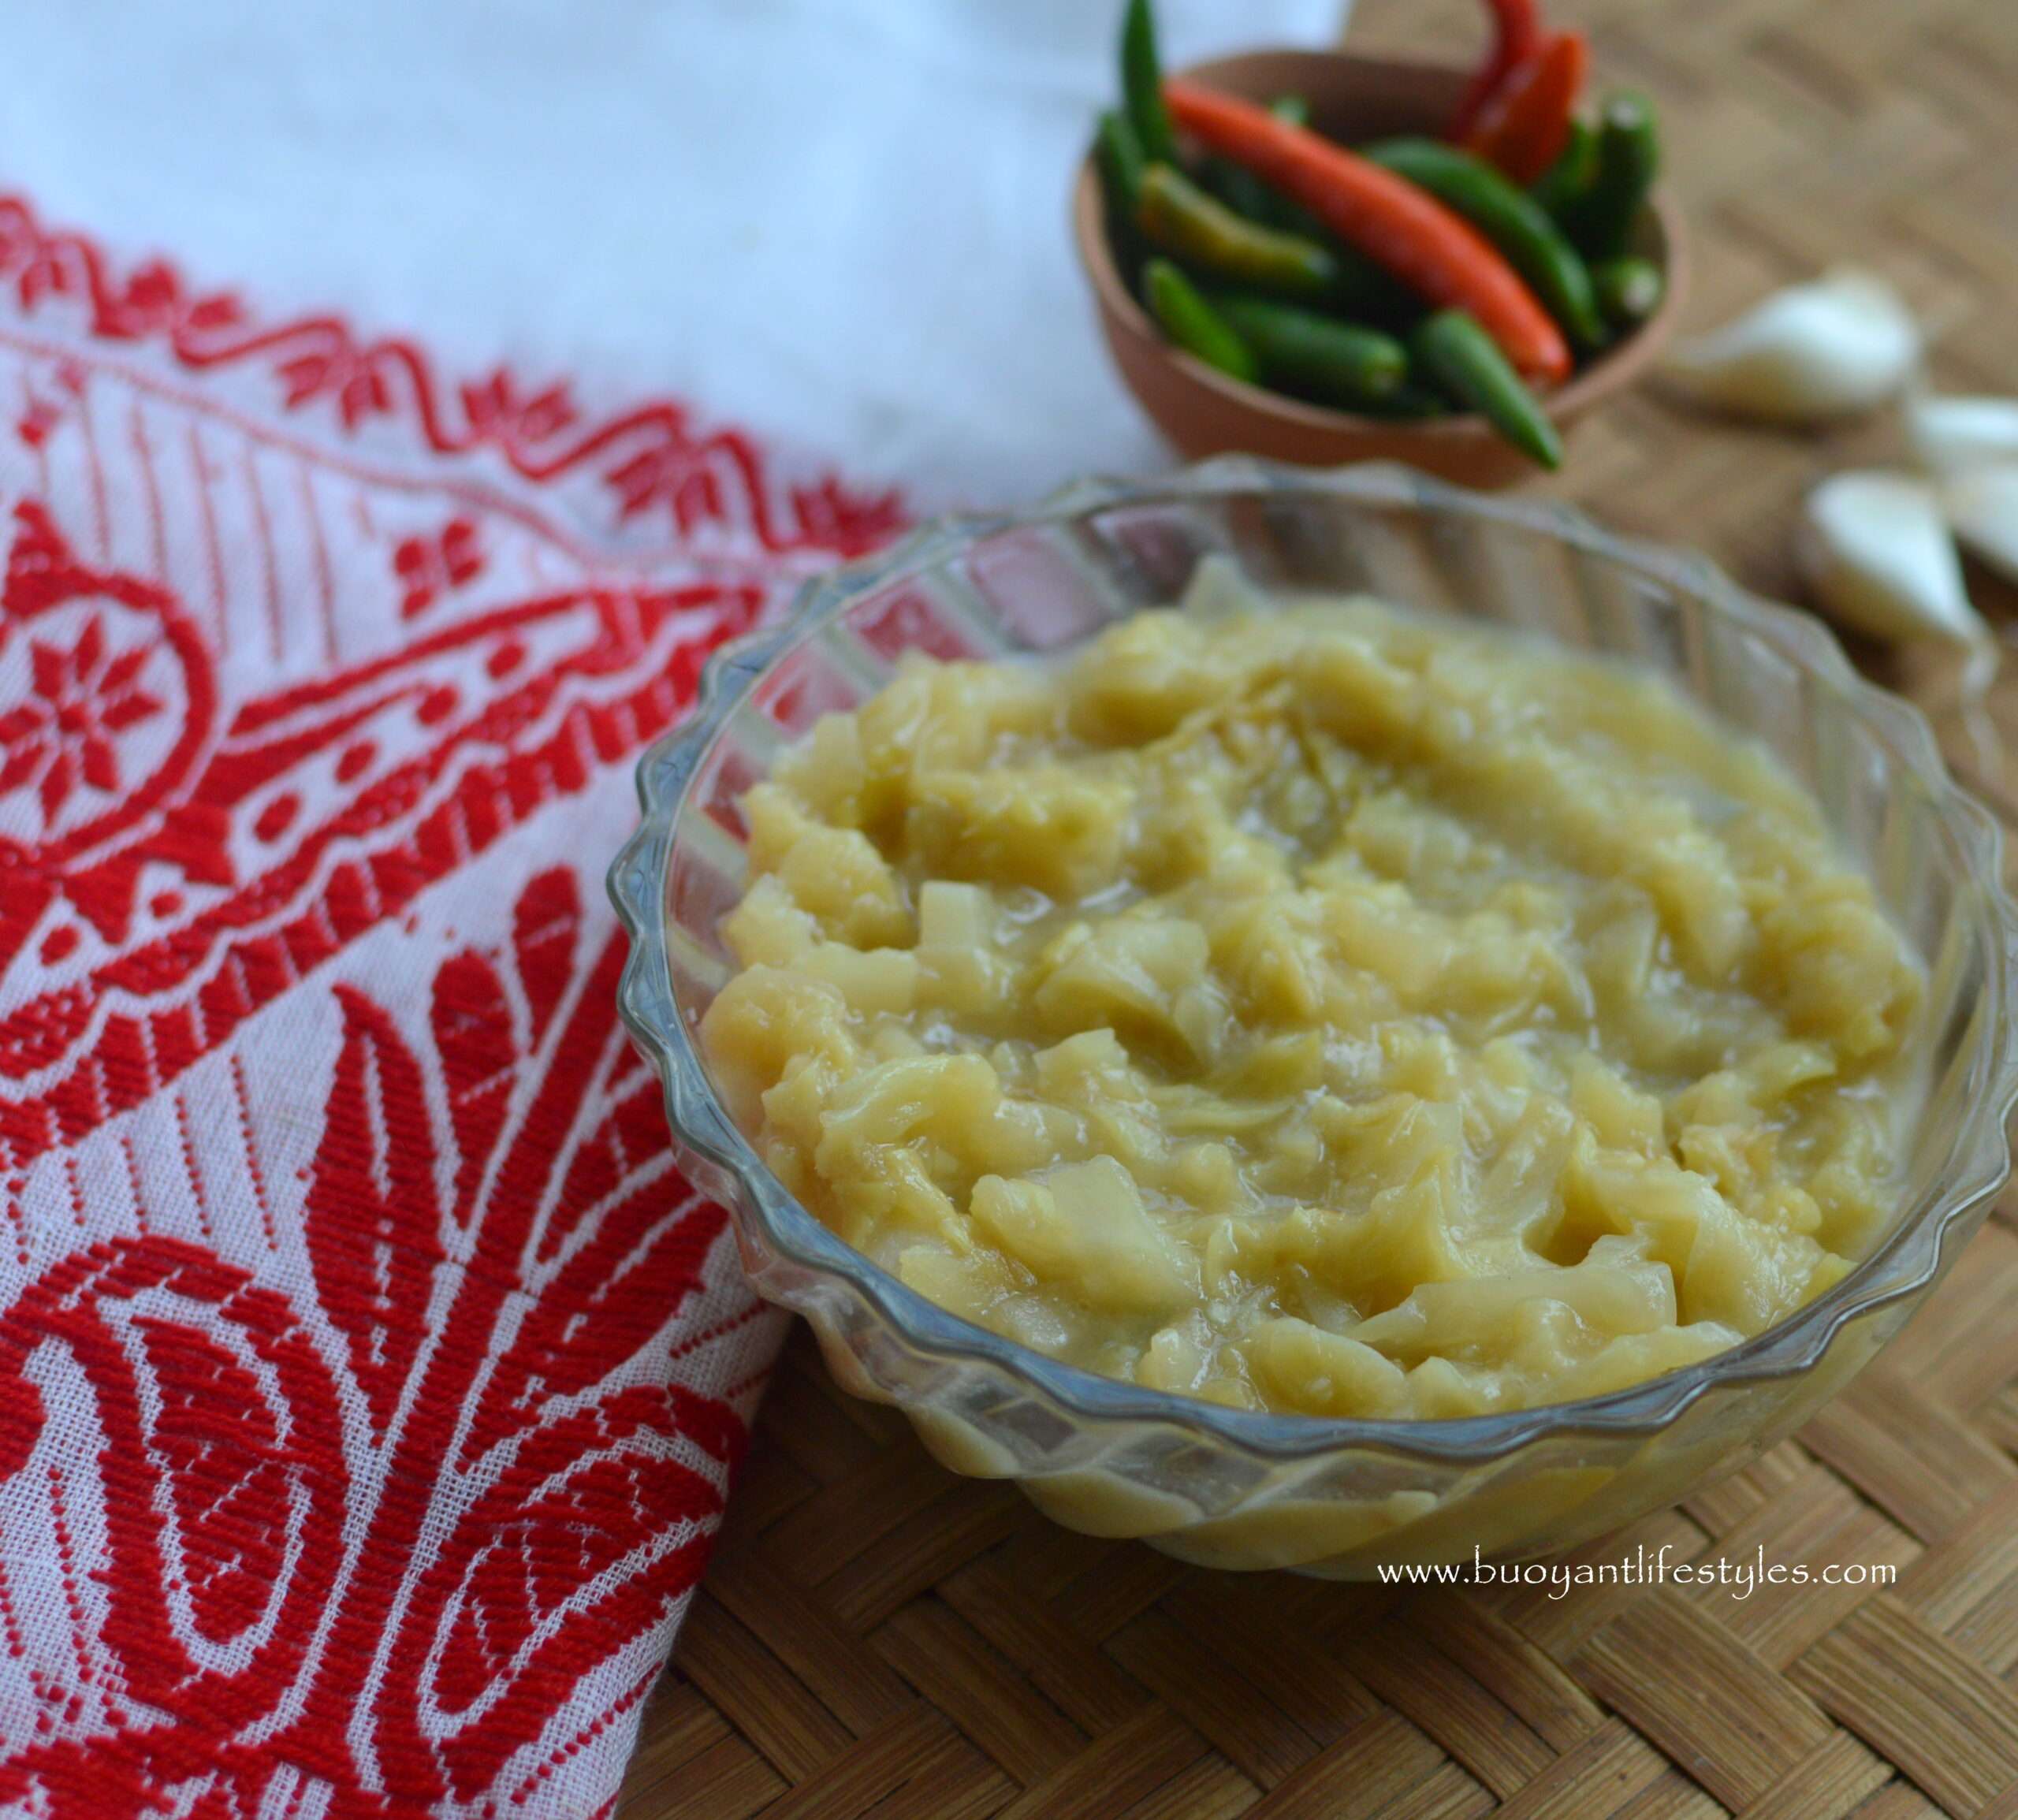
[623, 1, 2018, 1813]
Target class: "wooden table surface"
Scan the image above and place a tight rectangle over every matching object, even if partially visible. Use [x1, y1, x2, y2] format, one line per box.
[624, 1, 2018, 1814]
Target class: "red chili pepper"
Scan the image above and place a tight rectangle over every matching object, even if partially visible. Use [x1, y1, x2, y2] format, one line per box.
[1164, 78, 1572, 383]
[1465, 32, 1590, 186]
[1450, 0, 1543, 143]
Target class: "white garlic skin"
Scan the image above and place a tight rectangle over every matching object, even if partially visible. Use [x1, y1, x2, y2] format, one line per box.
[1795, 471, 1986, 646]
[1666, 269, 1920, 425]
[1942, 465, 2018, 586]
[1907, 395, 2018, 477]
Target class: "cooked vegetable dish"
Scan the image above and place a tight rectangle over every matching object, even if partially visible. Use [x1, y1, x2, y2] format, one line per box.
[701, 568, 1925, 1419]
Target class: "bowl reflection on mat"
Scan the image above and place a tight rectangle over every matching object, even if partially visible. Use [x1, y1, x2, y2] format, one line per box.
[609, 460, 2018, 1574]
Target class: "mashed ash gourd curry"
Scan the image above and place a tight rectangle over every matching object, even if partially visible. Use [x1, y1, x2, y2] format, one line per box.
[702, 566, 1924, 1420]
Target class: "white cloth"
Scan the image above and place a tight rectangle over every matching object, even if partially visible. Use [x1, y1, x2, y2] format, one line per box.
[0, 0, 1346, 510]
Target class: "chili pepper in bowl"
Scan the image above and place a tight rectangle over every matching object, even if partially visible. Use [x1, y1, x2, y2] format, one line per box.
[1531, 117, 1598, 219]
[1142, 259, 1258, 382]
[1211, 295, 1412, 411]
[1363, 137, 1606, 351]
[1592, 255, 1664, 329]
[1465, 30, 1589, 185]
[1096, 110, 1146, 218]
[1450, 0, 1543, 142]
[1409, 309, 1564, 468]
[1561, 91, 1662, 258]
[1120, 0, 1177, 164]
[1095, 110, 1149, 288]
[1164, 79, 1573, 382]
[1137, 163, 1345, 301]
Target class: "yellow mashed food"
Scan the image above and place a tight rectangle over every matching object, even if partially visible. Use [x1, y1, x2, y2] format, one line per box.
[701, 566, 1924, 1420]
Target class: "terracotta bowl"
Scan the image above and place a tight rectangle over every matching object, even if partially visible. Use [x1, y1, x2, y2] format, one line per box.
[1074, 48, 1688, 487]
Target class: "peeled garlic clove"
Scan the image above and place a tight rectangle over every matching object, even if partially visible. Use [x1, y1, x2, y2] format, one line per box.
[1796, 471, 1984, 646]
[1665, 268, 1919, 424]
[1906, 394, 2018, 475]
[1942, 464, 2018, 585]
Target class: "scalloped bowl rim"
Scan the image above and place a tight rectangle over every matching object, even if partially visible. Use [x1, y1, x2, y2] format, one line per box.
[610, 458, 2018, 1466]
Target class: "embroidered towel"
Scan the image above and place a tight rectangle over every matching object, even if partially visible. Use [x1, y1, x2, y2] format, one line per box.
[0, 192, 897, 1818]
[0, 1, 1345, 1811]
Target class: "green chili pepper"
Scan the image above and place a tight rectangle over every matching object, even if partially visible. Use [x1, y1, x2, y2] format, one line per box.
[1144, 259, 1258, 382]
[1591, 255, 1665, 328]
[1193, 179, 1419, 326]
[1120, 0, 1176, 166]
[1563, 91, 1661, 259]
[1268, 94, 1310, 129]
[1364, 137, 1606, 352]
[1096, 110, 1149, 288]
[1409, 308, 1562, 467]
[1530, 117, 1597, 218]
[1212, 294, 1410, 411]
[1137, 162, 1341, 301]
[1096, 109, 1146, 218]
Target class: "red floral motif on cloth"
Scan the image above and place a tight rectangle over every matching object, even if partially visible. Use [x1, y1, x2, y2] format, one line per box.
[0, 192, 905, 1817]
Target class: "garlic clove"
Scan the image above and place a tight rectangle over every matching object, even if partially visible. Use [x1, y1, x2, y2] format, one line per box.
[1906, 395, 2018, 476]
[1942, 464, 2018, 586]
[1664, 268, 1920, 424]
[1795, 471, 1985, 646]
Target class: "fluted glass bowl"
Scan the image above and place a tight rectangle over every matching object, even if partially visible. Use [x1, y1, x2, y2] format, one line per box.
[610, 460, 2018, 1574]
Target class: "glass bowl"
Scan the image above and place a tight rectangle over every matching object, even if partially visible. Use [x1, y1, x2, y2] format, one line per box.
[609, 460, 2018, 1575]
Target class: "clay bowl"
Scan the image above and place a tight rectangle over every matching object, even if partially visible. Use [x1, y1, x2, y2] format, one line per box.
[1073, 48, 1687, 486]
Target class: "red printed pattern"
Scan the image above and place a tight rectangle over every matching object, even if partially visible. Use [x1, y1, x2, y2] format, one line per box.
[0, 194, 899, 1815]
